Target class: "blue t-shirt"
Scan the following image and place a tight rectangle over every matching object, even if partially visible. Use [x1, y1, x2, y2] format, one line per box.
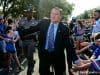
[89, 43, 99, 53]
[92, 18, 100, 33]
[0, 23, 6, 40]
[93, 47, 100, 59]
[0, 23, 6, 52]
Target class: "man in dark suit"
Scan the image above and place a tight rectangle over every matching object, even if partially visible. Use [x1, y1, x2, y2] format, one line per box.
[20, 7, 79, 75]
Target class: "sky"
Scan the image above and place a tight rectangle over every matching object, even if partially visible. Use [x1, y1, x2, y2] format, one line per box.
[67, 0, 100, 17]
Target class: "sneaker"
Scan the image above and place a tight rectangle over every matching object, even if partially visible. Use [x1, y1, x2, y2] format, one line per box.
[18, 65, 24, 71]
[8, 66, 12, 72]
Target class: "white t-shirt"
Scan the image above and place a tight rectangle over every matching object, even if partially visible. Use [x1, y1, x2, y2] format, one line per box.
[13, 30, 20, 39]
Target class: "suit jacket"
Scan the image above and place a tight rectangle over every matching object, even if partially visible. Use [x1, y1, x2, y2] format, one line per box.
[22, 19, 78, 65]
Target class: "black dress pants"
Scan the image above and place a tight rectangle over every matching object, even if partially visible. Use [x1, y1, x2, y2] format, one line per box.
[39, 52, 66, 75]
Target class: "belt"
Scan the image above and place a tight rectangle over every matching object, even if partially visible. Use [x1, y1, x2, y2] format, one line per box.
[45, 48, 55, 53]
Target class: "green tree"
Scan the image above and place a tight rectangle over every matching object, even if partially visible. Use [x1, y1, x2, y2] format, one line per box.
[77, 11, 90, 19]
[0, 0, 15, 18]
[0, 0, 40, 18]
[77, 6, 100, 19]
[0, 0, 73, 20]
[38, 0, 74, 19]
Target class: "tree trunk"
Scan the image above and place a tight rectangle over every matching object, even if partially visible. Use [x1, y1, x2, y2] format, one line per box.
[2, 0, 7, 19]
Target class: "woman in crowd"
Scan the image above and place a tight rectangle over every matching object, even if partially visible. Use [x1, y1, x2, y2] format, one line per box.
[5, 19, 23, 70]
[73, 20, 86, 50]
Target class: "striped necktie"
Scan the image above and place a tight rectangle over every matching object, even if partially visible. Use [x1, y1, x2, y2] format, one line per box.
[47, 24, 54, 52]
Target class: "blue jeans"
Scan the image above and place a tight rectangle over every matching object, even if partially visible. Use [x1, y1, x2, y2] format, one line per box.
[0, 40, 6, 53]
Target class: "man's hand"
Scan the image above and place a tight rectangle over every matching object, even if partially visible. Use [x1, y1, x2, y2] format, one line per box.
[81, 60, 91, 64]
[73, 62, 91, 71]
[73, 59, 91, 71]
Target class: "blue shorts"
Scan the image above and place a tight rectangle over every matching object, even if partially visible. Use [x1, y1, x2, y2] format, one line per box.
[6, 42, 16, 53]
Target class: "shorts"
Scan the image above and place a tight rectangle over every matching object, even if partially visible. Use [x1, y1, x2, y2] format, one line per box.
[6, 43, 16, 53]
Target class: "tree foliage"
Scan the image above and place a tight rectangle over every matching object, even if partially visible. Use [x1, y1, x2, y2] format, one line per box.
[38, 0, 74, 19]
[0, 0, 39, 18]
[0, 0, 15, 18]
[77, 6, 100, 19]
[77, 11, 90, 19]
[0, 0, 73, 20]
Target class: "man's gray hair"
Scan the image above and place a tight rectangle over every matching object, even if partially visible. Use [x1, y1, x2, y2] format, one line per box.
[52, 7, 62, 14]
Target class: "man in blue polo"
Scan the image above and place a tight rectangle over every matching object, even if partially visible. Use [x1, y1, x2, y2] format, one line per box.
[92, 10, 100, 38]
[0, 16, 6, 53]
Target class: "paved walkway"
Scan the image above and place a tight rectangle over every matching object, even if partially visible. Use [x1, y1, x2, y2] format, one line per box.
[19, 52, 39, 75]
[19, 51, 78, 75]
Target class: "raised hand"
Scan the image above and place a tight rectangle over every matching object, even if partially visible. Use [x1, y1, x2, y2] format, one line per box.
[73, 59, 91, 71]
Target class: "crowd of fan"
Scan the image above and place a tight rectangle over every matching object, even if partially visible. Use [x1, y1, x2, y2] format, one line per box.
[0, 9, 100, 75]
